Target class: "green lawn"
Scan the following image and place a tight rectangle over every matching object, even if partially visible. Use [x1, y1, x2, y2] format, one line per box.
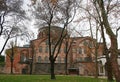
[0, 75, 113, 82]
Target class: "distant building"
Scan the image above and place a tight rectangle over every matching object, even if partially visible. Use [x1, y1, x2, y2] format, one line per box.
[97, 51, 120, 76]
[4, 26, 104, 75]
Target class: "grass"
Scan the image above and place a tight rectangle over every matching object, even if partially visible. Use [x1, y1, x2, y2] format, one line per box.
[0, 75, 113, 82]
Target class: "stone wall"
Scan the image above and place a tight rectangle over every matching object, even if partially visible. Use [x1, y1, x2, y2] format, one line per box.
[33, 63, 66, 75]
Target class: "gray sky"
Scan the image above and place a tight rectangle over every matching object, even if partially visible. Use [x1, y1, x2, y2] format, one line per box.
[0, 0, 120, 55]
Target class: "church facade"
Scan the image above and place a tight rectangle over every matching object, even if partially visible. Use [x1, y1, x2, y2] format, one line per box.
[5, 26, 104, 75]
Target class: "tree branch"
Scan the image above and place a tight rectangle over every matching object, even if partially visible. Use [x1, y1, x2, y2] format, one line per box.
[116, 26, 120, 37]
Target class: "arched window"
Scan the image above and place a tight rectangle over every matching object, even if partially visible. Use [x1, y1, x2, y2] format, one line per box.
[20, 54, 26, 62]
[45, 46, 49, 53]
[84, 40, 88, 46]
[57, 56, 61, 63]
[38, 56, 42, 63]
[64, 47, 66, 53]
[99, 61, 104, 73]
[39, 46, 42, 52]
[78, 47, 82, 54]
[45, 39, 49, 45]
[51, 45, 54, 53]
[88, 42, 93, 48]
[83, 48, 87, 54]
[44, 56, 49, 63]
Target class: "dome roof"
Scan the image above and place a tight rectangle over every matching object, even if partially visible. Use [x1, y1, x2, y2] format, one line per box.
[38, 26, 68, 39]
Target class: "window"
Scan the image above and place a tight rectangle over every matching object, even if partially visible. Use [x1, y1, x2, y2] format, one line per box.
[88, 42, 93, 48]
[46, 40, 49, 45]
[76, 58, 82, 62]
[20, 54, 26, 62]
[44, 56, 49, 63]
[39, 46, 42, 52]
[72, 48, 76, 53]
[64, 58, 66, 63]
[78, 47, 82, 54]
[83, 48, 87, 54]
[100, 66, 104, 73]
[51, 45, 54, 53]
[51, 48, 54, 53]
[64, 47, 66, 53]
[79, 58, 82, 61]
[99, 61, 104, 73]
[45, 46, 49, 53]
[57, 56, 61, 63]
[38, 56, 42, 63]
[84, 41, 88, 46]
[84, 57, 92, 62]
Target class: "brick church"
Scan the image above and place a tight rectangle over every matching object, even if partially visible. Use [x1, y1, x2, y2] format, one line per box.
[4, 26, 104, 75]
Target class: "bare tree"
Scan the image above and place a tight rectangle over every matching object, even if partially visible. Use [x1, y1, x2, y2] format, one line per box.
[75, 2, 101, 78]
[92, 0, 120, 82]
[32, 0, 77, 79]
[64, 28, 74, 75]
[5, 41, 17, 74]
[100, 22, 113, 82]
[0, 0, 30, 55]
[76, 0, 120, 81]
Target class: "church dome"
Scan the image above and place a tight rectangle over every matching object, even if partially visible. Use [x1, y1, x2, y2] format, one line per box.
[37, 26, 68, 39]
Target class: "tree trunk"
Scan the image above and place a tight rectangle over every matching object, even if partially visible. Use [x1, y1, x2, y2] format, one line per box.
[95, 43, 98, 78]
[29, 62, 33, 75]
[96, 0, 120, 81]
[11, 46, 14, 74]
[11, 59, 13, 74]
[29, 47, 34, 75]
[110, 37, 120, 82]
[104, 48, 113, 82]
[50, 59, 56, 79]
[105, 60, 113, 82]
[101, 23, 113, 81]
[65, 54, 68, 75]
[65, 41, 69, 75]
[0, 36, 10, 55]
[95, 53, 98, 78]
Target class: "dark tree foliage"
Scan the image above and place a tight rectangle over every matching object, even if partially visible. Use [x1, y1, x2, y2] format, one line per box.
[0, 55, 5, 62]
[32, 0, 77, 79]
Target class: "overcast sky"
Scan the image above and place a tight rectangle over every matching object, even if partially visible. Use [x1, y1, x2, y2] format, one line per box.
[0, 0, 120, 55]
